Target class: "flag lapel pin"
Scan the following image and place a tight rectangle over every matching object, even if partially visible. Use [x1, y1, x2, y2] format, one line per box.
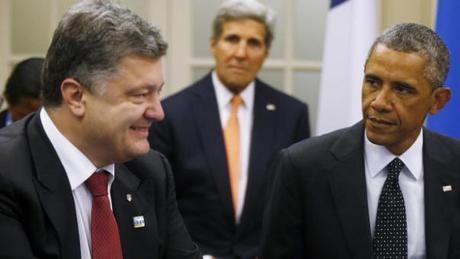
[442, 185, 453, 192]
[133, 216, 145, 228]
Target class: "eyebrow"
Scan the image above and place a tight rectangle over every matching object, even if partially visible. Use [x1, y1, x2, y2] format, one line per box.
[157, 82, 165, 92]
[364, 74, 381, 81]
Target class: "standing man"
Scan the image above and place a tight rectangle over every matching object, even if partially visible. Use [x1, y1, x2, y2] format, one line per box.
[150, 0, 310, 258]
[261, 23, 460, 259]
[0, 1, 200, 258]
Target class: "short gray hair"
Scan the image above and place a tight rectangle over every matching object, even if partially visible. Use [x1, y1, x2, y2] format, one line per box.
[366, 23, 449, 88]
[42, 0, 168, 107]
[212, 0, 276, 48]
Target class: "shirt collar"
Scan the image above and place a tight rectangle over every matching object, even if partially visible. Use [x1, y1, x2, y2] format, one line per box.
[212, 70, 255, 110]
[40, 108, 115, 190]
[364, 129, 424, 180]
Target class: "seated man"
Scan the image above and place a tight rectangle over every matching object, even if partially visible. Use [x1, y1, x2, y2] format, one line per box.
[0, 1, 200, 258]
[261, 23, 460, 259]
[0, 57, 44, 128]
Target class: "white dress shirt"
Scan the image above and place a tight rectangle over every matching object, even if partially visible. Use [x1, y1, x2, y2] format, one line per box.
[212, 71, 255, 222]
[40, 108, 115, 259]
[364, 130, 426, 259]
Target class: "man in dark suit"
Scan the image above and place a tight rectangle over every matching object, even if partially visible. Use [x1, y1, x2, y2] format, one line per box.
[149, 0, 310, 258]
[0, 58, 44, 128]
[0, 1, 200, 259]
[261, 23, 460, 259]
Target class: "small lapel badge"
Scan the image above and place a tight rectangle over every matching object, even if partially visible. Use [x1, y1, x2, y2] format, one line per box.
[266, 103, 276, 111]
[126, 193, 132, 202]
[133, 216, 145, 228]
[442, 185, 453, 192]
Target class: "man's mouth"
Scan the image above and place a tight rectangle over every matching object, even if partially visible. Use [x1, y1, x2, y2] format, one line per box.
[130, 126, 150, 137]
[367, 116, 397, 126]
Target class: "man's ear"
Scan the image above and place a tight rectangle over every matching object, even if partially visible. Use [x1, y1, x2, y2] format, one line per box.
[429, 86, 452, 115]
[210, 38, 217, 54]
[60, 78, 85, 117]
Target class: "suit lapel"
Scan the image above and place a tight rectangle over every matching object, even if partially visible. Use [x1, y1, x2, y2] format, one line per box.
[26, 114, 81, 259]
[423, 130, 460, 259]
[328, 122, 373, 258]
[112, 164, 160, 259]
[192, 75, 235, 221]
[240, 82, 276, 222]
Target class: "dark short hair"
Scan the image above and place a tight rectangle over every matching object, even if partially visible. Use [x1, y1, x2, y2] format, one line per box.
[212, 0, 276, 48]
[4, 57, 44, 105]
[42, 0, 168, 107]
[365, 23, 450, 88]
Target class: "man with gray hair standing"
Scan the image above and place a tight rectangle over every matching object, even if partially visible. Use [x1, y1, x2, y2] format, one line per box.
[150, 0, 310, 258]
[261, 23, 460, 259]
[0, 1, 200, 258]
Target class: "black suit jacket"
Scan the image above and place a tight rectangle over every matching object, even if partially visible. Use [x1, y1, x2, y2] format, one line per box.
[261, 122, 460, 259]
[0, 113, 201, 259]
[0, 109, 8, 128]
[149, 73, 310, 258]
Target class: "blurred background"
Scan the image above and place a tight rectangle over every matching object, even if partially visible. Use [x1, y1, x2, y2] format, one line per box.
[0, 0, 438, 135]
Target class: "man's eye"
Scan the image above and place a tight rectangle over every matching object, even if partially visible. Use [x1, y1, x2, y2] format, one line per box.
[248, 39, 262, 48]
[225, 35, 239, 43]
[394, 84, 415, 94]
[365, 78, 379, 87]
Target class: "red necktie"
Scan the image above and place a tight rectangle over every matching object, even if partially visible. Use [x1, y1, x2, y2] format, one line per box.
[85, 171, 123, 259]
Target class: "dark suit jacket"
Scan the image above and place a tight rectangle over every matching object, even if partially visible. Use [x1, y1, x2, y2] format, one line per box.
[0, 113, 201, 259]
[149, 73, 310, 258]
[0, 109, 8, 128]
[261, 122, 460, 259]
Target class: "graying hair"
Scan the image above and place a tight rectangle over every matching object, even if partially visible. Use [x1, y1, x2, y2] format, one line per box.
[365, 23, 449, 88]
[212, 0, 276, 48]
[42, 0, 168, 107]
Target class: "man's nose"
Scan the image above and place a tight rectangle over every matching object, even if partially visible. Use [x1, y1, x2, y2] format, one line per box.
[145, 96, 165, 121]
[371, 87, 394, 111]
[234, 42, 248, 58]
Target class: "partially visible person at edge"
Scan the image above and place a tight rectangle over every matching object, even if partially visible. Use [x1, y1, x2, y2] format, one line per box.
[150, 0, 310, 258]
[0, 57, 44, 128]
[261, 23, 460, 259]
[0, 1, 201, 258]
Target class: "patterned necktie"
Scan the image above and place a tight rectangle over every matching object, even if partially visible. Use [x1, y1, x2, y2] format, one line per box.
[372, 158, 407, 259]
[223, 95, 242, 217]
[85, 171, 123, 259]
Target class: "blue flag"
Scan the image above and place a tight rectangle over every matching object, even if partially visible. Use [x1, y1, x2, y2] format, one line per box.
[426, 0, 460, 138]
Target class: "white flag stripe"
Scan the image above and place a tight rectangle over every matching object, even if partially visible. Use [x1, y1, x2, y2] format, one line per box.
[316, 0, 379, 135]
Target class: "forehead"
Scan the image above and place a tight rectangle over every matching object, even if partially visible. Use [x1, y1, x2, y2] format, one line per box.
[220, 18, 266, 39]
[366, 44, 428, 81]
[105, 54, 163, 90]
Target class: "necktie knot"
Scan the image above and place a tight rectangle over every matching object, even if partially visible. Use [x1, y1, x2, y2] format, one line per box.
[387, 157, 405, 180]
[86, 171, 109, 197]
[231, 95, 242, 113]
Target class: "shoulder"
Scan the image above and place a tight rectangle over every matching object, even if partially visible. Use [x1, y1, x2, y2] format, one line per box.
[123, 149, 171, 181]
[0, 116, 30, 160]
[256, 79, 308, 109]
[161, 73, 212, 108]
[282, 123, 361, 169]
[424, 128, 460, 160]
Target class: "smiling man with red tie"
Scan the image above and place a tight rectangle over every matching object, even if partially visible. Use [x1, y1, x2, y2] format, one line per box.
[0, 1, 200, 258]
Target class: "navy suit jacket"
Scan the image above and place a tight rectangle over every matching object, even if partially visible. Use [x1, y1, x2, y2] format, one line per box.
[261, 122, 460, 259]
[0, 113, 201, 259]
[149, 73, 310, 258]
